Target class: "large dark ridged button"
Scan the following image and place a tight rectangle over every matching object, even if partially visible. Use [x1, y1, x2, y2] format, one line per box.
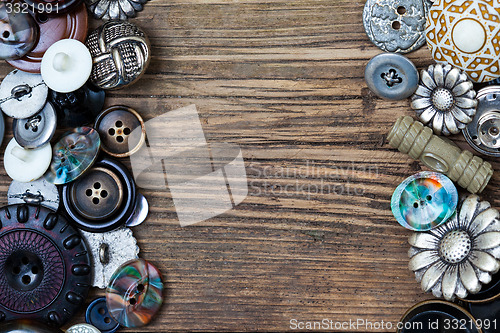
[61, 157, 136, 232]
[0, 204, 91, 327]
[0, 320, 64, 332]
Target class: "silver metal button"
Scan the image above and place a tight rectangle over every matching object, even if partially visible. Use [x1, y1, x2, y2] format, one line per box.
[464, 86, 500, 157]
[80, 227, 139, 289]
[365, 53, 419, 100]
[363, 0, 429, 54]
[67, 323, 101, 333]
[13, 101, 57, 149]
[8, 178, 60, 211]
[0, 69, 48, 119]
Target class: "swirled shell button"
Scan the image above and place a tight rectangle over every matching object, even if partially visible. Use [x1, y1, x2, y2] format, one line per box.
[0, 1, 39, 60]
[0, 70, 48, 119]
[391, 171, 458, 231]
[426, 0, 500, 83]
[106, 259, 163, 328]
[86, 20, 150, 90]
[41, 39, 92, 93]
[4, 139, 52, 183]
[363, 0, 428, 53]
[365, 53, 419, 100]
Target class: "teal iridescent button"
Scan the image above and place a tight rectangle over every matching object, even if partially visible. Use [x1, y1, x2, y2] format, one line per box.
[391, 171, 458, 231]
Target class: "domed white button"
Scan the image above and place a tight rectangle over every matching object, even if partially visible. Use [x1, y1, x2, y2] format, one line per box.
[4, 138, 52, 182]
[41, 39, 92, 93]
[452, 19, 486, 54]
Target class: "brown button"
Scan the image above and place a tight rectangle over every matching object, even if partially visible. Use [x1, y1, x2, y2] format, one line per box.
[94, 105, 146, 158]
[6, 3, 88, 73]
[71, 166, 124, 221]
[22, 0, 83, 14]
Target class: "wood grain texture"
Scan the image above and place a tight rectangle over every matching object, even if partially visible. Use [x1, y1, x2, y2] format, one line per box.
[1, 0, 499, 332]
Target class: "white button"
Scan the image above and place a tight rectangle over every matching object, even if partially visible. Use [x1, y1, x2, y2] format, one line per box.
[41, 39, 92, 93]
[4, 138, 52, 183]
[452, 19, 486, 54]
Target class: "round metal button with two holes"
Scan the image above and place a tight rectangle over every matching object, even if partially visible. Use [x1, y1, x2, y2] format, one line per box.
[363, 0, 429, 54]
[85, 297, 120, 333]
[62, 157, 137, 232]
[94, 106, 146, 158]
[0, 69, 48, 119]
[13, 101, 57, 149]
[464, 86, 500, 157]
[0, 204, 91, 327]
[365, 53, 419, 100]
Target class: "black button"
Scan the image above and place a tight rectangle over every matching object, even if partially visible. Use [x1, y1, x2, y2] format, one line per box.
[0, 204, 91, 327]
[85, 297, 120, 333]
[61, 157, 137, 232]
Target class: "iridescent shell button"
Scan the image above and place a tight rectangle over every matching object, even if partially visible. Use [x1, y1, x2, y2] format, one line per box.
[391, 171, 458, 231]
[426, 0, 500, 83]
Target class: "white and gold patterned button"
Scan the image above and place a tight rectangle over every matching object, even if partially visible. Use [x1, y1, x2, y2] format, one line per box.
[426, 0, 500, 83]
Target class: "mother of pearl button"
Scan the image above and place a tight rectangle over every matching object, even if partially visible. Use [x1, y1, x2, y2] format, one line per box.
[4, 138, 52, 182]
[426, 0, 500, 83]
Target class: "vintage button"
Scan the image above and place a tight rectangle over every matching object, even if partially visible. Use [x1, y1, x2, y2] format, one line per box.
[106, 259, 163, 328]
[13, 101, 57, 149]
[85, 0, 149, 20]
[468, 298, 500, 333]
[22, 0, 83, 14]
[391, 171, 457, 231]
[0, 70, 48, 119]
[86, 20, 150, 90]
[398, 300, 480, 333]
[67, 323, 101, 333]
[126, 193, 148, 227]
[412, 64, 477, 136]
[45, 126, 101, 185]
[464, 86, 500, 157]
[49, 82, 105, 127]
[388, 116, 493, 194]
[0, 320, 64, 332]
[81, 228, 139, 288]
[427, 0, 500, 83]
[85, 297, 120, 333]
[365, 53, 419, 100]
[6, 3, 88, 73]
[4, 139, 52, 183]
[463, 272, 500, 304]
[0, 204, 91, 326]
[95, 106, 146, 158]
[363, 0, 428, 54]
[8, 178, 59, 211]
[61, 157, 137, 232]
[41, 39, 92, 93]
[0, 1, 39, 60]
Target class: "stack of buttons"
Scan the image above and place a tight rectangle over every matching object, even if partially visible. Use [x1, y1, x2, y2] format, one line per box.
[0, 0, 163, 331]
[363, 0, 500, 330]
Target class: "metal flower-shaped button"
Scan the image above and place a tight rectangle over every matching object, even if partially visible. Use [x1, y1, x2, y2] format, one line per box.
[8, 178, 59, 211]
[4, 139, 52, 183]
[0, 1, 38, 60]
[13, 101, 57, 149]
[67, 323, 101, 333]
[106, 259, 163, 328]
[86, 297, 120, 333]
[0, 204, 91, 326]
[80, 228, 139, 288]
[391, 171, 458, 231]
[41, 39, 92, 93]
[0, 70, 48, 119]
[86, 20, 150, 90]
[7, 3, 88, 73]
[411, 64, 477, 136]
[95, 106, 146, 158]
[426, 0, 500, 83]
[363, 0, 428, 54]
[365, 53, 419, 100]
[45, 127, 101, 185]
[86, 0, 149, 20]
[409, 194, 500, 301]
[463, 86, 500, 157]
[61, 157, 137, 232]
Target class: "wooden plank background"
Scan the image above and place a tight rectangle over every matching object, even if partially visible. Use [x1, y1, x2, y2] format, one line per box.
[1, 0, 499, 331]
